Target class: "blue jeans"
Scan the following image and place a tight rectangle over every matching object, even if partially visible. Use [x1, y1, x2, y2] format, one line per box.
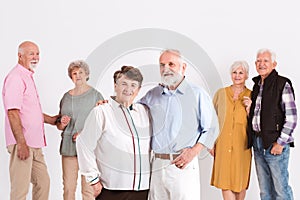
[253, 136, 293, 200]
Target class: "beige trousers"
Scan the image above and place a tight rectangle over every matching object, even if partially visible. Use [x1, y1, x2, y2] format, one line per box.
[7, 144, 50, 200]
[62, 156, 94, 200]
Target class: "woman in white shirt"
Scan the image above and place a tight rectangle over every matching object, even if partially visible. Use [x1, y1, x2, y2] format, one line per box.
[76, 66, 151, 200]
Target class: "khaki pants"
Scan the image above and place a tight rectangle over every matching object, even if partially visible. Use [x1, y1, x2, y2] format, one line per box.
[62, 156, 94, 200]
[7, 144, 50, 200]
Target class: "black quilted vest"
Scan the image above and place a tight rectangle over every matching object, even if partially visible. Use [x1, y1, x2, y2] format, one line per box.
[247, 70, 295, 149]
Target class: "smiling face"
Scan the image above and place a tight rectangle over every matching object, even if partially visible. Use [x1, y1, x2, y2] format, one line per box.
[18, 42, 40, 71]
[255, 51, 277, 81]
[231, 66, 247, 86]
[114, 75, 141, 107]
[70, 67, 88, 86]
[159, 51, 186, 89]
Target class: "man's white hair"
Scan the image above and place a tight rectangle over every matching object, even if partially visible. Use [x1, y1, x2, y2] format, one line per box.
[160, 49, 184, 66]
[257, 48, 276, 63]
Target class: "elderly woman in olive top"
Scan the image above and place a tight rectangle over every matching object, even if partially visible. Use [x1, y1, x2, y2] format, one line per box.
[76, 66, 151, 200]
[210, 61, 252, 200]
[56, 60, 104, 200]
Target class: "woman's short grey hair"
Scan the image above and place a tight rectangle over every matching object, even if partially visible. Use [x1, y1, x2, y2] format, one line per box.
[113, 66, 143, 87]
[230, 60, 249, 78]
[257, 48, 276, 63]
[68, 60, 90, 81]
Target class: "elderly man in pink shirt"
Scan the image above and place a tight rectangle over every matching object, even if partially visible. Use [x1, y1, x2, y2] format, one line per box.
[2, 41, 57, 200]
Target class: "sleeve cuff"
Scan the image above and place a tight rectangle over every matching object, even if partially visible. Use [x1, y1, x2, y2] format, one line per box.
[89, 176, 99, 185]
[277, 138, 287, 146]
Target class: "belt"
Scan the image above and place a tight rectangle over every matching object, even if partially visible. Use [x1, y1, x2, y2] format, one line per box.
[154, 153, 180, 160]
[254, 131, 261, 137]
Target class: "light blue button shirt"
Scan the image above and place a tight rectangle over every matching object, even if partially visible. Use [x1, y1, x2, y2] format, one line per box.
[139, 79, 219, 154]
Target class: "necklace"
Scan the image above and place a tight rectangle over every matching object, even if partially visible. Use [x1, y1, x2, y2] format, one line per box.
[231, 85, 245, 101]
[231, 85, 244, 92]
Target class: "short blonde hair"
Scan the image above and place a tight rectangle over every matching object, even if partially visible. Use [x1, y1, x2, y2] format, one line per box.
[68, 60, 90, 81]
[230, 60, 249, 79]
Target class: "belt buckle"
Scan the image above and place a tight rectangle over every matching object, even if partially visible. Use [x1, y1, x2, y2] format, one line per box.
[172, 154, 179, 160]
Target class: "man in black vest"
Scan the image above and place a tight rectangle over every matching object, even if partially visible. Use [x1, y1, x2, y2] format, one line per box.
[247, 48, 297, 200]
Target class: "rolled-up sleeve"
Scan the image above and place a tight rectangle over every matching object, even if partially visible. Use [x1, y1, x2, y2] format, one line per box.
[197, 90, 219, 149]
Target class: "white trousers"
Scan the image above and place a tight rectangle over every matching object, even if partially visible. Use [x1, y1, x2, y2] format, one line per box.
[149, 156, 200, 200]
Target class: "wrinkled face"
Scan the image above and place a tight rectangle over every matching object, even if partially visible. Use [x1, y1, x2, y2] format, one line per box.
[231, 66, 247, 86]
[18, 43, 40, 71]
[71, 67, 88, 85]
[159, 52, 186, 87]
[255, 51, 276, 79]
[114, 75, 140, 105]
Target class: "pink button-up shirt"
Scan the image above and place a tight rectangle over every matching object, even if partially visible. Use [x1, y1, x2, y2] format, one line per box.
[2, 64, 46, 148]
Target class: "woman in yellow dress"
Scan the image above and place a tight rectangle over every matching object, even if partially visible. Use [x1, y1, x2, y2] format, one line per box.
[211, 61, 252, 200]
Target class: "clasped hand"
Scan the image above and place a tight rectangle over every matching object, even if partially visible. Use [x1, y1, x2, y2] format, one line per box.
[172, 147, 197, 169]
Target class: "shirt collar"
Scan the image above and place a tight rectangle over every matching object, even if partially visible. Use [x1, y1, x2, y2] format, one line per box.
[110, 96, 137, 111]
[16, 64, 34, 76]
[160, 77, 188, 95]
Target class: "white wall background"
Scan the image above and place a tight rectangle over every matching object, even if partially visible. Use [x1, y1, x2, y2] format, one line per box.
[1, 1, 300, 199]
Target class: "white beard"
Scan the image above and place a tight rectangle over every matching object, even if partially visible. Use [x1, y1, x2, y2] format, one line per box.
[29, 61, 38, 71]
[161, 69, 183, 87]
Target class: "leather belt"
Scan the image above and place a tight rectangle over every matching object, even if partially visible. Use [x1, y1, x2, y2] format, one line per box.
[154, 153, 180, 160]
[254, 131, 261, 137]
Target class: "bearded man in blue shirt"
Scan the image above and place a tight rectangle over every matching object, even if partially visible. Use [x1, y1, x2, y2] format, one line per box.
[140, 49, 219, 200]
